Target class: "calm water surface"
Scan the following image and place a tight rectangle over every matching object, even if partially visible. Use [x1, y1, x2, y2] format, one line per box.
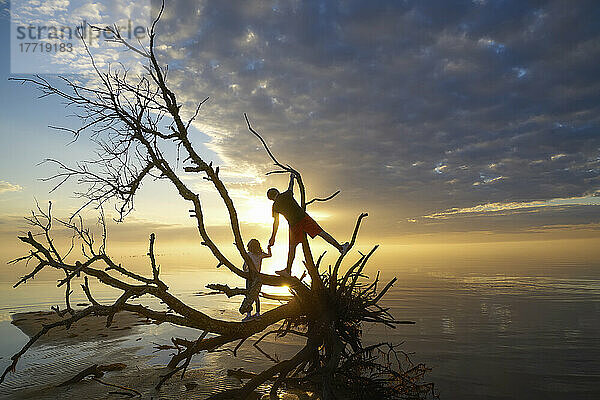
[0, 248, 599, 399]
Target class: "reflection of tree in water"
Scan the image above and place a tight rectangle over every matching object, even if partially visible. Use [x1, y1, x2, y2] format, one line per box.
[1, 3, 436, 398]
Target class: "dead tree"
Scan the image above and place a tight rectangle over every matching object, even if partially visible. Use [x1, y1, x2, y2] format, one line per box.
[1, 4, 435, 399]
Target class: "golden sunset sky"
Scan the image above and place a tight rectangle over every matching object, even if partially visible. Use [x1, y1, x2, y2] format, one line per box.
[1, 1, 599, 273]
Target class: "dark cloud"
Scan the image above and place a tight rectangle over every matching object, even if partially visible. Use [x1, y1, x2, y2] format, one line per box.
[147, 0, 600, 230]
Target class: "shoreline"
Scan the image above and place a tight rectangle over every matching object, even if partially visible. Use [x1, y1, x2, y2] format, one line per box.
[1, 309, 286, 399]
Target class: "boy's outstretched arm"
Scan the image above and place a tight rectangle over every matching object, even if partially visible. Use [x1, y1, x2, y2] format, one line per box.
[269, 213, 279, 247]
[287, 172, 295, 192]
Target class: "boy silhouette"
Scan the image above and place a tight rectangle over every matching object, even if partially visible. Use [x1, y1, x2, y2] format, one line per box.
[267, 173, 349, 276]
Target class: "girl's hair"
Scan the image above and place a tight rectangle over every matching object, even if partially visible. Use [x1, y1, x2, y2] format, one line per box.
[247, 238, 262, 254]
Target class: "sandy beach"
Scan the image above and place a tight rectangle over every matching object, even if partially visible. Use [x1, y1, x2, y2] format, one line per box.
[11, 310, 150, 344]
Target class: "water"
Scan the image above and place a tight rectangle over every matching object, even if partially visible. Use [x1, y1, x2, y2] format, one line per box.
[0, 243, 599, 399]
[375, 270, 600, 399]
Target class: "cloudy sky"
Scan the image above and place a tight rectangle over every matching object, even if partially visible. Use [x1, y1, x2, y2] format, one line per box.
[1, 0, 600, 261]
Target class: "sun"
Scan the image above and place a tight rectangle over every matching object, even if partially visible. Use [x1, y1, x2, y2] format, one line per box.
[239, 195, 274, 225]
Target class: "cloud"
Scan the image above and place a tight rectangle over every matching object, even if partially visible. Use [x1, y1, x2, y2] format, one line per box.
[418, 194, 600, 220]
[142, 1, 600, 218]
[0, 180, 23, 194]
[10, 0, 599, 238]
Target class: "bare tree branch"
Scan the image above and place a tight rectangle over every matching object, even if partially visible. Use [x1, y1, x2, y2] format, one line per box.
[2, 2, 434, 398]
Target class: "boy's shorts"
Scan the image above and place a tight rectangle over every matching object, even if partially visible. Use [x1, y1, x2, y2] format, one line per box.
[289, 215, 323, 247]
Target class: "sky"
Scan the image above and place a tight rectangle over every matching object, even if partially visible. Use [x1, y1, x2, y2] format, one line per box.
[1, 0, 600, 267]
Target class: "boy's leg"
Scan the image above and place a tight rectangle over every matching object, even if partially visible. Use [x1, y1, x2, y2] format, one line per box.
[317, 231, 342, 251]
[317, 230, 350, 255]
[286, 241, 297, 272]
[276, 241, 298, 275]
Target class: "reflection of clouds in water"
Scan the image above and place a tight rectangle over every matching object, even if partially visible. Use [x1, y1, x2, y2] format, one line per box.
[491, 304, 512, 332]
[480, 302, 513, 331]
[562, 329, 582, 340]
[463, 275, 600, 298]
[441, 317, 455, 335]
[1, 259, 599, 398]
[480, 302, 488, 315]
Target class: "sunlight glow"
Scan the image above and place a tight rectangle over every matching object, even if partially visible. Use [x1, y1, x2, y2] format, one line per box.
[263, 284, 292, 297]
[238, 196, 274, 225]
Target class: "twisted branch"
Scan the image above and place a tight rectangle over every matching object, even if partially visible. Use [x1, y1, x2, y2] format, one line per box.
[2, 2, 433, 397]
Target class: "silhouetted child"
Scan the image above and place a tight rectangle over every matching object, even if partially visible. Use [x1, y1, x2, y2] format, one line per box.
[268, 172, 349, 276]
[240, 238, 271, 321]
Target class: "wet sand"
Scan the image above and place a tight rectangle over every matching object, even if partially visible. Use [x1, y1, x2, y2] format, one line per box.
[11, 310, 150, 343]
[2, 310, 299, 399]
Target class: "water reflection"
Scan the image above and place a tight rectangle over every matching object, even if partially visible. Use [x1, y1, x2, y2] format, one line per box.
[373, 263, 600, 400]
[0, 251, 599, 399]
